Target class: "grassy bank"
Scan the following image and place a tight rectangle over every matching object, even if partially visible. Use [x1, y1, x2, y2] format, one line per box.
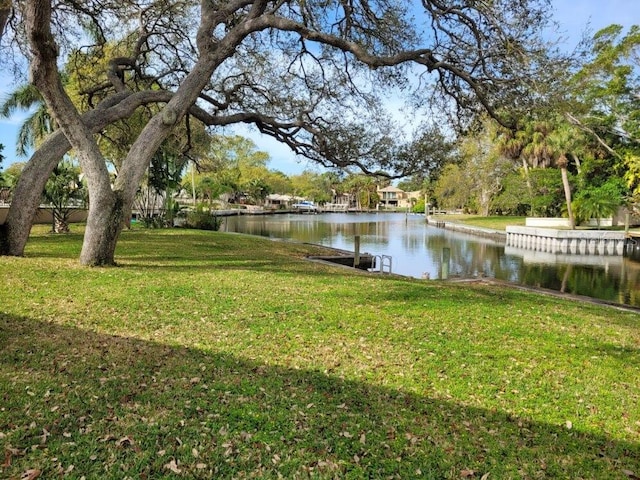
[1, 228, 639, 479]
[434, 214, 639, 234]
[433, 215, 526, 231]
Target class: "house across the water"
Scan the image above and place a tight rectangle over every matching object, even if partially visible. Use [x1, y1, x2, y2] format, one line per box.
[377, 186, 422, 210]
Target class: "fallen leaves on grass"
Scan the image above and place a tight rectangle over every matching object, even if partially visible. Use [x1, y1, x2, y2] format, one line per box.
[116, 436, 134, 448]
[20, 469, 41, 480]
[3, 447, 24, 468]
[164, 459, 181, 474]
[460, 470, 490, 479]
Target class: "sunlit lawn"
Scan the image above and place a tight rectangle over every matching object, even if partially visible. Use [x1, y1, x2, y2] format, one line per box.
[436, 214, 640, 233]
[434, 214, 526, 231]
[1, 227, 639, 478]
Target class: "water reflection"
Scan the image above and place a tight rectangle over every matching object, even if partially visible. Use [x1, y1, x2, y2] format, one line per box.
[222, 213, 640, 307]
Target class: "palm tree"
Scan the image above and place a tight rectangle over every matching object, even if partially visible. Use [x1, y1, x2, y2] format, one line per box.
[522, 122, 575, 229]
[495, 121, 556, 209]
[547, 122, 588, 230]
[495, 124, 532, 193]
[555, 152, 575, 229]
[43, 161, 87, 233]
[244, 177, 271, 205]
[521, 122, 555, 169]
[502, 119, 577, 228]
[0, 83, 55, 156]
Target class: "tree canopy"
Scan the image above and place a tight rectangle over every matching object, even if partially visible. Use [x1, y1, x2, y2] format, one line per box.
[0, 0, 568, 264]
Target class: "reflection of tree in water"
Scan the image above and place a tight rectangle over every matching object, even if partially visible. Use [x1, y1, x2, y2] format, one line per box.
[569, 267, 620, 301]
[402, 229, 428, 253]
[224, 217, 392, 246]
[520, 263, 635, 303]
[424, 234, 513, 279]
[520, 264, 566, 291]
[331, 221, 387, 238]
[322, 221, 391, 247]
[617, 259, 640, 305]
[560, 265, 572, 293]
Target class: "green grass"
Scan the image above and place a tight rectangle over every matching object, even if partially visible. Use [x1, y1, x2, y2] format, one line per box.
[436, 214, 640, 233]
[434, 215, 526, 231]
[1, 227, 639, 479]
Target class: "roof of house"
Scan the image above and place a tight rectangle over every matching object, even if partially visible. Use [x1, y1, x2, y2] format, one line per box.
[266, 194, 294, 201]
[377, 185, 405, 193]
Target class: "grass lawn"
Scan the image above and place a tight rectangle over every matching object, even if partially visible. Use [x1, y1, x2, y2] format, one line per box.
[435, 214, 640, 234]
[433, 215, 526, 231]
[1, 227, 639, 479]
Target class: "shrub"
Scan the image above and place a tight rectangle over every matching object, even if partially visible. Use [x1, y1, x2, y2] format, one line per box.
[412, 198, 426, 214]
[139, 216, 166, 228]
[185, 205, 223, 231]
[572, 178, 627, 225]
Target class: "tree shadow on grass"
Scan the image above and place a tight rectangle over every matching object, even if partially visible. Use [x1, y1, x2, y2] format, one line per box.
[1, 314, 638, 479]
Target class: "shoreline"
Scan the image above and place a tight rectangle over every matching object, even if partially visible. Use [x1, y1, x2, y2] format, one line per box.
[425, 216, 507, 242]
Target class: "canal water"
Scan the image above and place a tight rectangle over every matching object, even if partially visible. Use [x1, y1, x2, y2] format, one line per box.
[222, 212, 640, 308]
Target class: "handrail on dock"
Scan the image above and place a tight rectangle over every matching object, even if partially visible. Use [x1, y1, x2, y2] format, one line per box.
[370, 254, 392, 274]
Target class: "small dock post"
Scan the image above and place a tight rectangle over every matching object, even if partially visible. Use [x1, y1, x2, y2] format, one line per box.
[626, 212, 630, 235]
[354, 235, 361, 267]
[442, 247, 450, 279]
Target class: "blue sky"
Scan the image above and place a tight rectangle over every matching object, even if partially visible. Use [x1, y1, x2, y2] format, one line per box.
[1, 0, 639, 175]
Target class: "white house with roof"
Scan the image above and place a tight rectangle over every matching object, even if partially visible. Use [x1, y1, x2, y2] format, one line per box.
[264, 193, 295, 209]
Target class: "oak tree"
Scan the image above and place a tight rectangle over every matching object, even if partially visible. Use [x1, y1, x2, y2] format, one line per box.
[2, 0, 563, 264]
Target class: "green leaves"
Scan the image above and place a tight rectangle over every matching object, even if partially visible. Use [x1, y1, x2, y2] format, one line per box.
[572, 178, 627, 225]
[569, 24, 640, 196]
[43, 160, 87, 233]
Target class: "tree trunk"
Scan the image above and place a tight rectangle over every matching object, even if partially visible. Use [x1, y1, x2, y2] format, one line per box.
[560, 166, 575, 229]
[570, 153, 581, 176]
[0, 137, 63, 255]
[80, 189, 124, 265]
[0, 91, 188, 257]
[25, 0, 125, 265]
[521, 157, 532, 191]
[520, 156, 534, 215]
[20, 0, 256, 265]
[480, 189, 491, 216]
[53, 214, 70, 233]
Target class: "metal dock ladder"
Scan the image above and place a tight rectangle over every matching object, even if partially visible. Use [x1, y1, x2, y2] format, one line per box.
[371, 254, 393, 274]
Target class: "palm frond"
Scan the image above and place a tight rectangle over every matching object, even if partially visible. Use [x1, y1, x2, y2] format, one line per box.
[0, 84, 43, 118]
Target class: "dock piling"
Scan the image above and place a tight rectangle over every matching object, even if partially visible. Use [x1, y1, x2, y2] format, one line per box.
[442, 247, 450, 279]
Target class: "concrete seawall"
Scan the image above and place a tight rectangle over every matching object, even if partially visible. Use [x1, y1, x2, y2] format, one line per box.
[505, 226, 626, 256]
[426, 217, 506, 242]
[427, 218, 629, 256]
